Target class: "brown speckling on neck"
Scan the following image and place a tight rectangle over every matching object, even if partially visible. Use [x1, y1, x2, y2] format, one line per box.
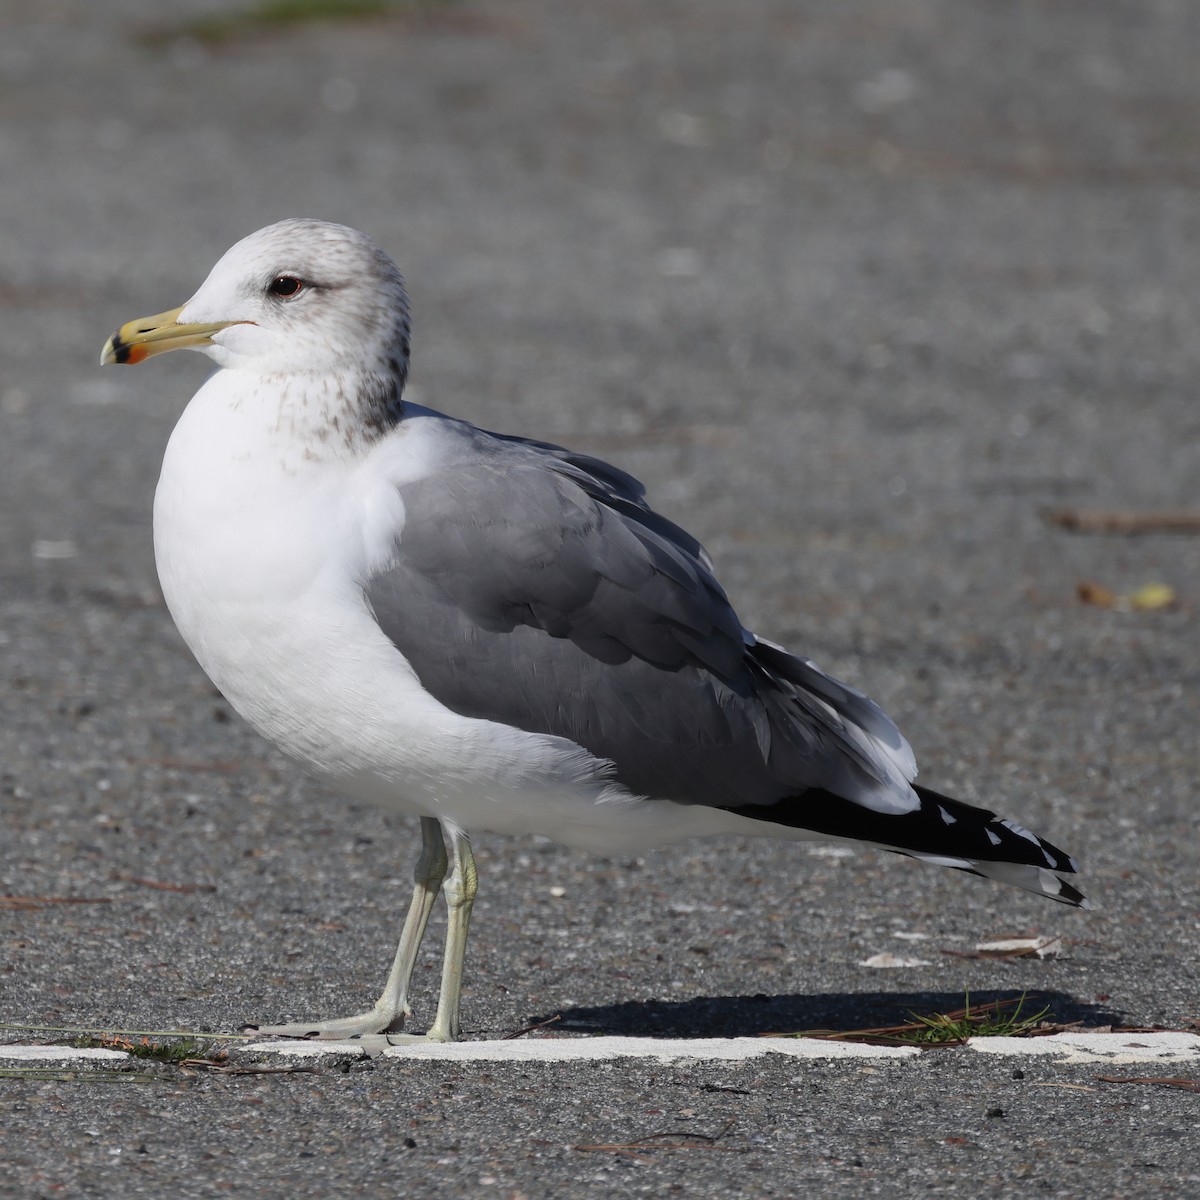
[266, 357, 407, 459]
[354, 358, 407, 443]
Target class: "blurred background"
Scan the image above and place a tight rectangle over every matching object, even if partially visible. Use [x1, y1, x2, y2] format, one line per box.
[1, 0, 1198, 1037]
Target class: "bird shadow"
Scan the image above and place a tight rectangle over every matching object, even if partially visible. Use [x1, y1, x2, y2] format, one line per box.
[529, 990, 1125, 1039]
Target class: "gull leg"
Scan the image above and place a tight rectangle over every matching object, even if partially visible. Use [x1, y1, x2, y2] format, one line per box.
[424, 823, 477, 1042]
[249, 816, 448, 1040]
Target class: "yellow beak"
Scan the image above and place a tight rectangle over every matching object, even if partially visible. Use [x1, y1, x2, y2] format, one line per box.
[100, 305, 242, 365]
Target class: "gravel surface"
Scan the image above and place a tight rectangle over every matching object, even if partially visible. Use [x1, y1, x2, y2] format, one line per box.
[1, 1, 1198, 1196]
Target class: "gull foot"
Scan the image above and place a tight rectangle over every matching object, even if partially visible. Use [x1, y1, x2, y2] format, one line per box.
[244, 1008, 406, 1041]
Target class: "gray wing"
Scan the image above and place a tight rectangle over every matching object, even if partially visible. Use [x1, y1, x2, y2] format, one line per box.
[489, 429, 718, 571]
[366, 436, 914, 812]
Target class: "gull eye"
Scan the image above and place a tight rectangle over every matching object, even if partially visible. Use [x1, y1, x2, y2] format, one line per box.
[268, 275, 305, 298]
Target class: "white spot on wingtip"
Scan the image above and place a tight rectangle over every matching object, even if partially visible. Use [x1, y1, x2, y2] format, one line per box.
[999, 818, 1042, 847]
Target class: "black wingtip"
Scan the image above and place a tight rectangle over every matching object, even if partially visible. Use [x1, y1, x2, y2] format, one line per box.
[1054, 877, 1090, 909]
[720, 781, 1087, 906]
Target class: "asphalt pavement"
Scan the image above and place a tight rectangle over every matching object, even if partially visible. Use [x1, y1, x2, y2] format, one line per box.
[1, 1, 1198, 1196]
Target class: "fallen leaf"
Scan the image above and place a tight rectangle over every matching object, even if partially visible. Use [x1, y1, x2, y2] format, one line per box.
[859, 953, 932, 969]
[1076, 580, 1178, 611]
[974, 935, 1061, 960]
[1127, 583, 1176, 611]
[1077, 580, 1116, 607]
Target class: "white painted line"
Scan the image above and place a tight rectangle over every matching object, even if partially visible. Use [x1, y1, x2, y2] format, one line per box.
[6, 1032, 1197, 1068]
[240, 1038, 369, 1059]
[238, 1035, 919, 1062]
[240, 1036, 918, 1062]
[968, 1032, 1200, 1065]
[378, 1036, 920, 1063]
[0, 1045, 130, 1063]
[240, 1032, 1200, 1065]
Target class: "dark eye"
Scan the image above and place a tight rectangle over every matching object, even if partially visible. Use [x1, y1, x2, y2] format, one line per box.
[268, 275, 305, 298]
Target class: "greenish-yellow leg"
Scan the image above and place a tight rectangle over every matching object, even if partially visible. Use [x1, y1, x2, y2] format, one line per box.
[249, 816, 449, 1040]
[424, 823, 477, 1043]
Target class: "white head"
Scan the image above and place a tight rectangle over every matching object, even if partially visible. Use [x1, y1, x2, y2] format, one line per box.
[102, 219, 412, 433]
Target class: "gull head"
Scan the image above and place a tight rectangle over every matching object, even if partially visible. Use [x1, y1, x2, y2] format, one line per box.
[100, 219, 412, 384]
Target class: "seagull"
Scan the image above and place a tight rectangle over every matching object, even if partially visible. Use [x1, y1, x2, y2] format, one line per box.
[101, 219, 1086, 1043]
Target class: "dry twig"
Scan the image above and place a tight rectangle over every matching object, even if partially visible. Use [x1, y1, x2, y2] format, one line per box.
[1096, 1075, 1200, 1094]
[502, 1014, 562, 1040]
[111, 874, 217, 894]
[575, 1121, 743, 1156]
[1042, 508, 1200, 535]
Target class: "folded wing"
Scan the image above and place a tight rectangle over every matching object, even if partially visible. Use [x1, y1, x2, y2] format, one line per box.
[365, 433, 918, 816]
